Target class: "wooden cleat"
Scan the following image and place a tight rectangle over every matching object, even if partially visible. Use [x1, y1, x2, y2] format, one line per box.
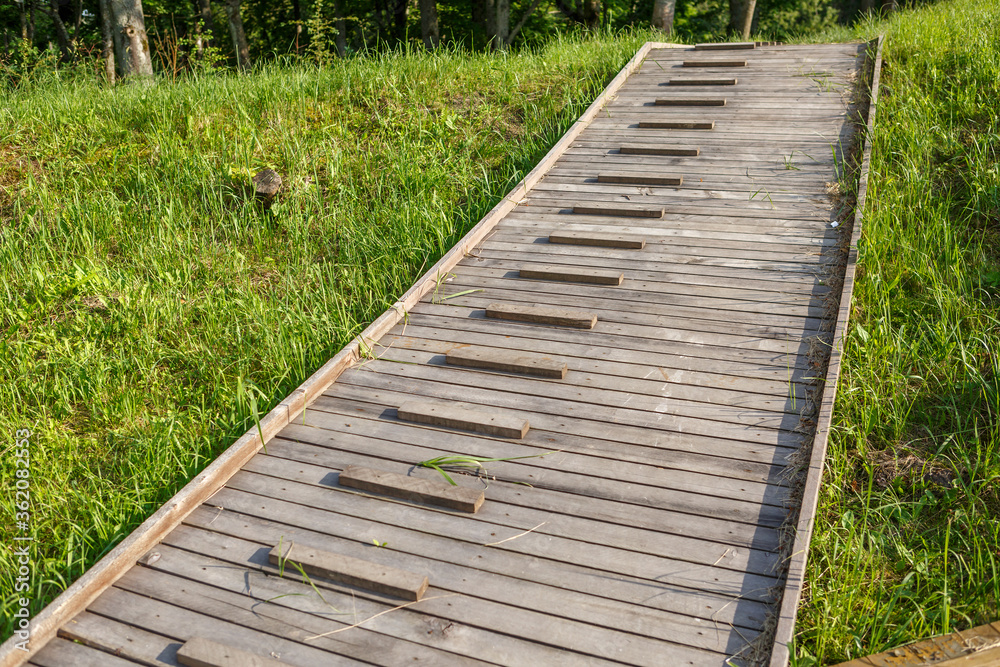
[340, 465, 485, 512]
[446, 346, 568, 379]
[485, 302, 598, 329]
[398, 400, 530, 439]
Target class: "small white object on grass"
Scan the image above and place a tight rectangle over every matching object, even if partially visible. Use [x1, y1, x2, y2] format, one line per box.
[831, 221, 839, 228]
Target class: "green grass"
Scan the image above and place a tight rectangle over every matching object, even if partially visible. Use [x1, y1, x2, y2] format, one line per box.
[792, 0, 1000, 663]
[0, 31, 656, 639]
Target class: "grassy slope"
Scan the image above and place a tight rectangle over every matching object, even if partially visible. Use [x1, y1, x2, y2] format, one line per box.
[794, 0, 1000, 663]
[0, 32, 654, 637]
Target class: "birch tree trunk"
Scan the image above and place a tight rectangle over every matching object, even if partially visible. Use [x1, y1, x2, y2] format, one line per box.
[728, 0, 755, 39]
[419, 0, 439, 48]
[224, 0, 250, 69]
[651, 0, 675, 33]
[110, 0, 153, 77]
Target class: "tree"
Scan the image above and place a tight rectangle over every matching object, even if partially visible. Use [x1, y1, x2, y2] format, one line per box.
[98, 0, 115, 82]
[224, 0, 250, 69]
[110, 0, 153, 77]
[650, 0, 675, 33]
[419, 0, 439, 48]
[728, 0, 755, 39]
[553, 0, 600, 30]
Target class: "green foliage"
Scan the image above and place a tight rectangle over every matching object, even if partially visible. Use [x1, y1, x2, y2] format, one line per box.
[0, 31, 646, 642]
[793, 0, 1000, 662]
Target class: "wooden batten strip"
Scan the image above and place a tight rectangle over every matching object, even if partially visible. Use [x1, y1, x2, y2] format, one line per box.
[485, 302, 598, 329]
[177, 637, 286, 667]
[663, 78, 738, 86]
[596, 172, 682, 186]
[638, 120, 715, 130]
[682, 59, 748, 67]
[620, 144, 700, 157]
[767, 35, 885, 667]
[0, 36, 690, 667]
[654, 98, 726, 107]
[519, 265, 624, 285]
[339, 465, 485, 512]
[548, 230, 646, 249]
[446, 346, 568, 379]
[695, 41, 755, 50]
[571, 203, 665, 217]
[397, 400, 530, 439]
[269, 542, 429, 601]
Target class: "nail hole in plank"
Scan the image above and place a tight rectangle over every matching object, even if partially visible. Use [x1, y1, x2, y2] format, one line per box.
[339, 465, 485, 512]
[485, 302, 597, 329]
[446, 346, 568, 379]
[397, 399, 530, 439]
[269, 541, 429, 600]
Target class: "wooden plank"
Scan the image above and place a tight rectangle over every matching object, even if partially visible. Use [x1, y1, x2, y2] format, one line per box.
[486, 302, 597, 329]
[637, 120, 715, 129]
[620, 144, 700, 156]
[570, 202, 664, 218]
[695, 41, 755, 50]
[177, 638, 286, 667]
[31, 638, 141, 667]
[519, 265, 625, 285]
[596, 172, 682, 186]
[653, 97, 727, 106]
[446, 345, 568, 379]
[548, 230, 645, 249]
[664, 78, 738, 85]
[269, 541, 429, 600]
[398, 399, 530, 438]
[340, 464, 486, 512]
[682, 59, 747, 67]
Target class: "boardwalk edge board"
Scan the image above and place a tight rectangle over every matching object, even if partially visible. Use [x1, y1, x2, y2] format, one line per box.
[0, 38, 688, 667]
[767, 35, 884, 667]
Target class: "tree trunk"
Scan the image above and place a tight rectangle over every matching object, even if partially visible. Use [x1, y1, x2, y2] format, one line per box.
[98, 0, 116, 82]
[495, 0, 509, 45]
[110, 0, 153, 77]
[728, 0, 755, 39]
[506, 0, 543, 44]
[46, 0, 74, 60]
[333, 0, 346, 56]
[581, 0, 599, 28]
[19, 0, 28, 41]
[392, 0, 408, 40]
[224, 0, 249, 69]
[291, 0, 301, 53]
[650, 0, 675, 32]
[196, 0, 215, 43]
[28, 0, 37, 43]
[419, 0, 439, 48]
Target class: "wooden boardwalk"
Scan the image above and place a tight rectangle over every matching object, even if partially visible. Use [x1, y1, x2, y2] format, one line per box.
[2, 40, 881, 667]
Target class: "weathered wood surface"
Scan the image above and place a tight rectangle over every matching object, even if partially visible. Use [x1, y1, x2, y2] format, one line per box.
[398, 399, 530, 439]
[269, 541, 430, 600]
[340, 464, 487, 511]
[446, 345, 569, 379]
[8, 42, 871, 667]
[177, 637, 287, 667]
